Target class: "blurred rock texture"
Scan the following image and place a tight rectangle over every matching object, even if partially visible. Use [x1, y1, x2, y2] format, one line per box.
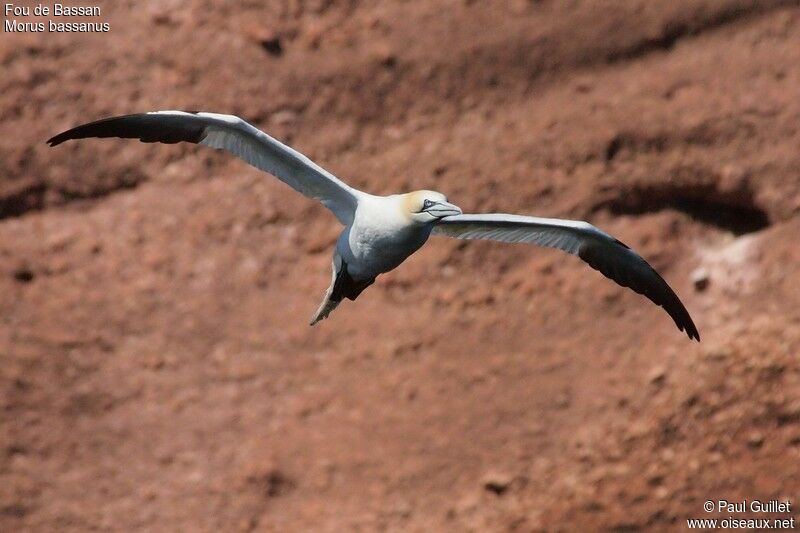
[1, 1, 800, 530]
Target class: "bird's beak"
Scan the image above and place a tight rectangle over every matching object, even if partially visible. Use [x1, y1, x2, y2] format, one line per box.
[425, 201, 462, 218]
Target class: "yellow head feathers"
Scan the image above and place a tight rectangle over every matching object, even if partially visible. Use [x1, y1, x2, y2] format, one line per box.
[400, 190, 447, 215]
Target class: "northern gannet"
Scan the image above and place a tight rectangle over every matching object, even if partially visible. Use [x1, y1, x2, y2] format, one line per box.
[48, 111, 699, 340]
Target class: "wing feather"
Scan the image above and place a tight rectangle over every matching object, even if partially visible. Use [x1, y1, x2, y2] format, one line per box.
[48, 111, 359, 224]
[433, 213, 699, 340]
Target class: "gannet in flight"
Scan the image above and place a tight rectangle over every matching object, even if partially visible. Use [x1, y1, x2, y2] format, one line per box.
[48, 111, 699, 340]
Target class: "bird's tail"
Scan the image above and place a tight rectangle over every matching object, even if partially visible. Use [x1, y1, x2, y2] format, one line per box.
[310, 255, 341, 325]
[310, 294, 342, 325]
[309, 254, 375, 326]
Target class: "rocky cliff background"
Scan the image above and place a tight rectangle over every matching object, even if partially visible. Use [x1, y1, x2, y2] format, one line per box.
[2, 1, 800, 530]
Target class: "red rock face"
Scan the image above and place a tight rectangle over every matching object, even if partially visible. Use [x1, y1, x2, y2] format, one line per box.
[2, 1, 800, 530]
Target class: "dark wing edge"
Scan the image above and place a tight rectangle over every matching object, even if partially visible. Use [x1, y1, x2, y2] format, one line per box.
[578, 240, 700, 341]
[47, 112, 206, 146]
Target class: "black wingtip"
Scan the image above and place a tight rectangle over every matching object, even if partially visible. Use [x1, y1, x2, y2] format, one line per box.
[672, 306, 700, 342]
[46, 112, 208, 149]
[47, 122, 97, 147]
[679, 304, 700, 342]
[47, 133, 67, 147]
[678, 313, 700, 341]
[579, 243, 701, 342]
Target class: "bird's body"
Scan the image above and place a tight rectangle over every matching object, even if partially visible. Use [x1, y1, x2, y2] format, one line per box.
[341, 194, 432, 279]
[48, 110, 700, 340]
[311, 192, 446, 324]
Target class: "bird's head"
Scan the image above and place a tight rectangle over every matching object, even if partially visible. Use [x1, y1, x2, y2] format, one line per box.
[402, 190, 462, 224]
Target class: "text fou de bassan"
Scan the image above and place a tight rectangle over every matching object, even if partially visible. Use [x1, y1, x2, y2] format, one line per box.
[4, 4, 110, 32]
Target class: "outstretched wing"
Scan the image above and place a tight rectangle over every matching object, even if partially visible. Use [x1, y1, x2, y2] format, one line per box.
[433, 213, 699, 340]
[48, 111, 360, 224]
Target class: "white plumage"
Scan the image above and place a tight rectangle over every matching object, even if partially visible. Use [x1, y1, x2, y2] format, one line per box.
[48, 111, 699, 340]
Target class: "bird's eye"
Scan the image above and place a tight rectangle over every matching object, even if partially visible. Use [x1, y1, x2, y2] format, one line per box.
[422, 199, 434, 209]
